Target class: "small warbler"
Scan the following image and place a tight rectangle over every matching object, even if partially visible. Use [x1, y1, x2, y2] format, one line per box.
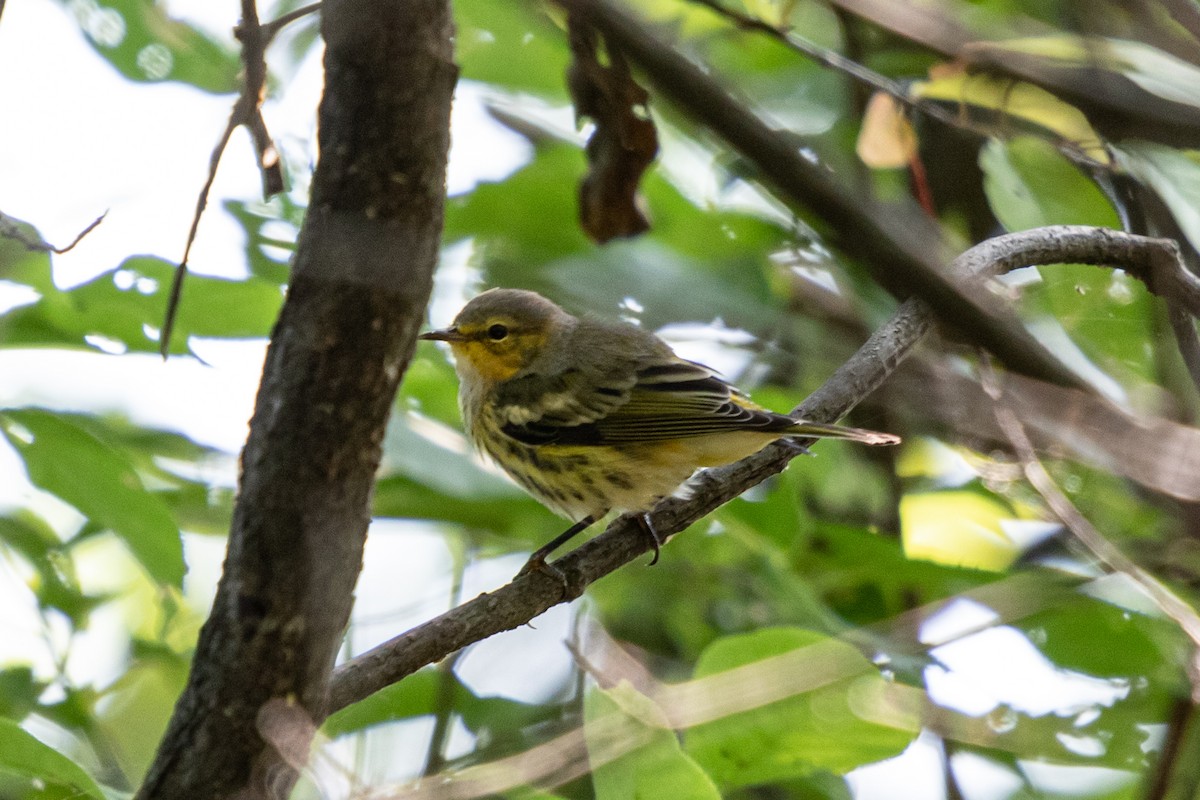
[420, 289, 899, 571]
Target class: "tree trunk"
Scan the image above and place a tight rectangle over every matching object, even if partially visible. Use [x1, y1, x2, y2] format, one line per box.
[136, 2, 457, 797]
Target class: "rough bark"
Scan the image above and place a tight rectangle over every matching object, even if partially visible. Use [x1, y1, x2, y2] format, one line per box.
[136, 2, 456, 798]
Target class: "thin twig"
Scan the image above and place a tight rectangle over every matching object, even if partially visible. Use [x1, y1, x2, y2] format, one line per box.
[328, 224, 1199, 711]
[1168, 304, 1200, 394]
[421, 541, 470, 778]
[981, 360, 1200, 699]
[159, 116, 239, 357]
[0, 211, 107, 255]
[686, 0, 1098, 166]
[235, 0, 285, 199]
[160, 0, 287, 357]
[262, 2, 322, 44]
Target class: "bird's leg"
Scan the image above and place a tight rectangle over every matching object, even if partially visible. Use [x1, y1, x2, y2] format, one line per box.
[518, 514, 598, 581]
[637, 513, 663, 565]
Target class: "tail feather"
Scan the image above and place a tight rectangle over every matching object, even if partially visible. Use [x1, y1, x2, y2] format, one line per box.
[785, 420, 900, 446]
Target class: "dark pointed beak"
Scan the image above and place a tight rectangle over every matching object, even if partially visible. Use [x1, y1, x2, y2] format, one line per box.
[419, 327, 467, 342]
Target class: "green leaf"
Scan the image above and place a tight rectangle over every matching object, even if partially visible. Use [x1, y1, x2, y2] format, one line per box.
[323, 668, 552, 739]
[588, 684, 721, 800]
[913, 73, 1107, 163]
[0, 512, 108, 627]
[443, 144, 590, 264]
[56, 0, 239, 92]
[1114, 141, 1200, 254]
[684, 628, 912, 787]
[456, 0, 570, 96]
[0, 409, 185, 586]
[980, 136, 1119, 232]
[0, 667, 45, 722]
[1025, 597, 1184, 680]
[0, 255, 283, 356]
[322, 672, 438, 738]
[95, 657, 190, 782]
[0, 718, 105, 800]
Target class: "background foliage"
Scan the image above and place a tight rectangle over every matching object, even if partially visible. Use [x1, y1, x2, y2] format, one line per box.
[2, 0, 1200, 797]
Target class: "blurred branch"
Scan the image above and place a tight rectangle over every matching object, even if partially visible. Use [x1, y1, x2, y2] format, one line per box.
[159, 0, 286, 357]
[825, 0, 1200, 147]
[1144, 698, 1200, 800]
[685, 0, 1091, 164]
[0, 210, 106, 254]
[336, 573, 1073, 797]
[556, 0, 1096, 394]
[421, 542, 470, 778]
[1168, 304, 1200, 394]
[1130, 187, 1200, 399]
[982, 360, 1200, 700]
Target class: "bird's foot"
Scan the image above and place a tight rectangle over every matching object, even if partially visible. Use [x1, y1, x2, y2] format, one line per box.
[517, 550, 570, 595]
[514, 515, 598, 591]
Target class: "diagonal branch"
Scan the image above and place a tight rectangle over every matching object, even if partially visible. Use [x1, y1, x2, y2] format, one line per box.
[330, 223, 1194, 712]
[825, 0, 1200, 148]
[329, 293, 929, 711]
[982, 361, 1200, 697]
[555, 0, 1091, 394]
[159, 0, 286, 357]
[0, 210, 106, 254]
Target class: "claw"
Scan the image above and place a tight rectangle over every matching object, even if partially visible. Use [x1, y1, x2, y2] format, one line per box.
[636, 513, 663, 565]
[517, 551, 570, 594]
[515, 514, 598, 585]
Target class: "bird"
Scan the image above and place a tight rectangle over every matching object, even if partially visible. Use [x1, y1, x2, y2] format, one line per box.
[419, 288, 899, 574]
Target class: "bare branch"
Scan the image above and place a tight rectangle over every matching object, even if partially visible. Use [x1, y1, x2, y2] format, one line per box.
[158, 115, 239, 357]
[262, 2, 322, 44]
[0, 210, 107, 254]
[235, 0, 286, 199]
[159, 0, 286, 358]
[329, 290, 930, 711]
[981, 361, 1200, 699]
[329, 223, 1198, 711]
[955, 225, 1200, 314]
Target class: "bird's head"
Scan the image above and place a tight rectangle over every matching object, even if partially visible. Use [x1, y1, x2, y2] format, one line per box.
[419, 289, 573, 383]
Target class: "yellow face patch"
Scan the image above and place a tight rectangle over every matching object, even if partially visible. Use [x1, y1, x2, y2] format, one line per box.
[448, 326, 547, 386]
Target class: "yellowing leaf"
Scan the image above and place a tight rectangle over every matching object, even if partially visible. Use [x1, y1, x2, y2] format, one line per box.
[900, 491, 1018, 571]
[857, 92, 917, 169]
[912, 72, 1108, 164]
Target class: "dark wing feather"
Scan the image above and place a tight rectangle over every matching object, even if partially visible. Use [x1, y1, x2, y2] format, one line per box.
[498, 355, 795, 446]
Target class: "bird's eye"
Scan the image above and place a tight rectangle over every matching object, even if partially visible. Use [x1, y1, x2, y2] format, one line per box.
[487, 323, 509, 341]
